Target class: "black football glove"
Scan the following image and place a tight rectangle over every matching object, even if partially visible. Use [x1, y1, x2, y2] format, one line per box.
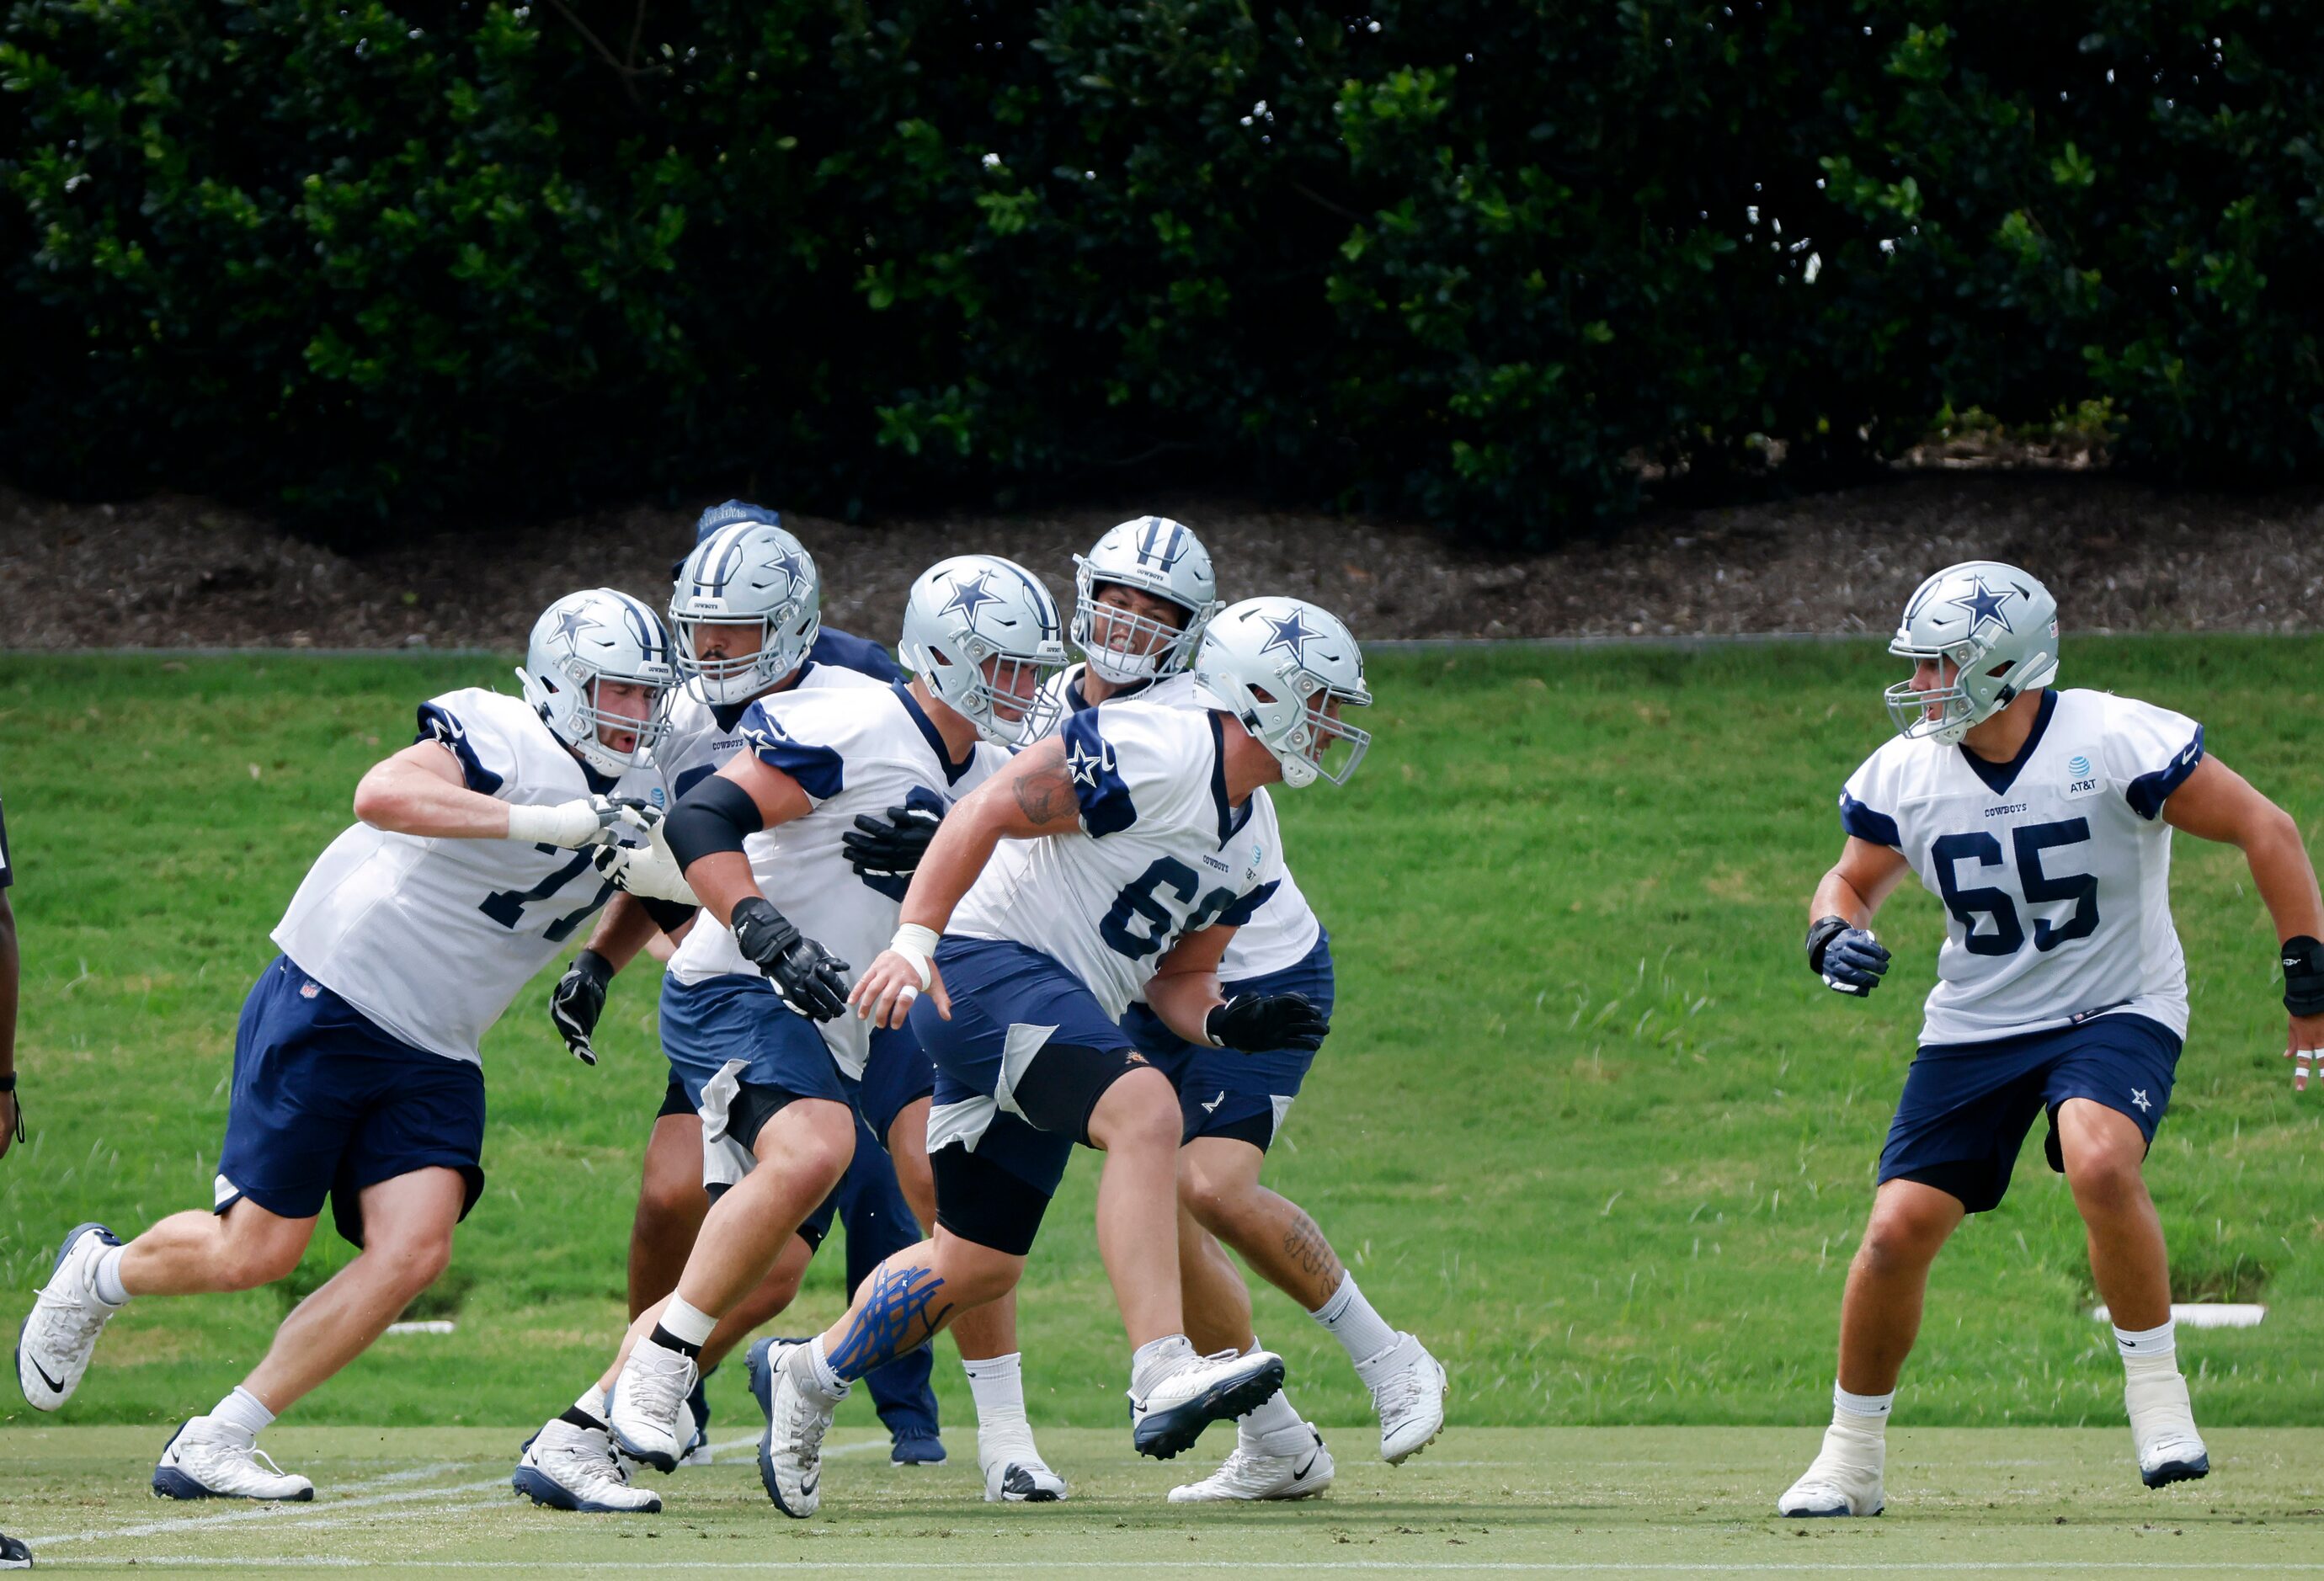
[548, 949, 615, 1066]
[732, 896, 852, 1022]
[1206, 992, 1330, 1053]
[841, 789, 946, 902]
[1807, 914, 1891, 996]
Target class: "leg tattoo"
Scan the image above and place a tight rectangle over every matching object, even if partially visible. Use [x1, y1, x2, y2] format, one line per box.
[1282, 1211, 1343, 1286]
[827, 1263, 955, 1381]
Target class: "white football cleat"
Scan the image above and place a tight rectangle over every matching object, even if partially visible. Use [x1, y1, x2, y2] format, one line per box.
[1360, 1333, 1448, 1464]
[17, 1222, 125, 1411]
[978, 1427, 1068, 1503]
[1129, 1347, 1284, 1461]
[152, 1421, 314, 1502]
[1169, 1424, 1335, 1503]
[1777, 1425, 1886, 1517]
[2127, 1370, 2210, 1488]
[513, 1417, 663, 1513]
[606, 1335, 699, 1474]
[749, 1338, 843, 1518]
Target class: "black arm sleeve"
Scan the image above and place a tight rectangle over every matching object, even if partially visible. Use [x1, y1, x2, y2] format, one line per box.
[640, 897, 700, 936]
[664, 775, 765, 871]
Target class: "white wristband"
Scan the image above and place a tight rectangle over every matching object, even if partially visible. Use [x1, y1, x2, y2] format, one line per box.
[889, 923, 941, 990]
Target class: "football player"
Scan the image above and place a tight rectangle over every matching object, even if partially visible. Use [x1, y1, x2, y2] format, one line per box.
[539, 503, 952, 1479]
[519, 555, 1063, 1516]
[749, 595, 1373, 1519]
[1044, 519, 1447, 1497]
[15, 590, 678, 1500]
[1779, 561, 2324, 1516]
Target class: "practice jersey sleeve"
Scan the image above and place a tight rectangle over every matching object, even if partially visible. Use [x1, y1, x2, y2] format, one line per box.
[737, 695, 850, 806]
[2100, 697, 2205, 821]
[1055, 705, 1203, 840]
[413, 689, 528, 797]
[1837, 746, 1906, 849]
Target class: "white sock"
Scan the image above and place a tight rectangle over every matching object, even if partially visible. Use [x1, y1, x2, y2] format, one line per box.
[1233, 1338, 1306, 1444]
[1310, 1273, 1399, 1371]
[801, 1335, 848, 1400]
[571, 1384, 607, 1424]
[2115, 1318, 2177, 1376]
[1130, 1333, 1195, 1397]
[206, 1386, 275, 1443]
[963, 1352, 1028, 1432]
[91, 1245, 131, 1308]
[657, 1296, 717, 1349]
[1833, 1383, 1895, 1424]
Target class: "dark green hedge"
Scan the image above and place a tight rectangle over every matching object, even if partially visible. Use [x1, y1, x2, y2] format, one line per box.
[3, 3, 2319, 545]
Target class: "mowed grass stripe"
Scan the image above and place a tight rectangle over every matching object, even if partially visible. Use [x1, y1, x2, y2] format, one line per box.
[0, 642, 2318, 1435]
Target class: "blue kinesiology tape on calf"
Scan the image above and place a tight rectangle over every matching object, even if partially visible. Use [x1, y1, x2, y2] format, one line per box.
[828, 1264, 955, 1381]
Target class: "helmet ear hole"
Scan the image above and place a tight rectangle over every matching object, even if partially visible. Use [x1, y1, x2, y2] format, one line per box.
[1248, 684, 1278, 705]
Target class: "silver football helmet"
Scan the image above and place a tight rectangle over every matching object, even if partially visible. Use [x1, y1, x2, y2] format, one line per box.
[669, 518, 822, 705]
[518, 588, 679, 775]
[1884, 560, 2060, 744]
[1070, 516, 1223, 684]
[1194, 597, 1372, 788]
[898, 555, 1069, 746]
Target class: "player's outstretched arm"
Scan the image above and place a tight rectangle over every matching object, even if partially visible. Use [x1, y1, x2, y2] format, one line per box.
[354, 741, 626, 845]
[850, 736, 1086, 1029]
[2160, 756, 2324, 1082]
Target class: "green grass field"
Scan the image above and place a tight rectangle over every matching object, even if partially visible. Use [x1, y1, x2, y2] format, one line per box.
[3, 1425, 2320, 1576]
[0, 641, 2318, 1471]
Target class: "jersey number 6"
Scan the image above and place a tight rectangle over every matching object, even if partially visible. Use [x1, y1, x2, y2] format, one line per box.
[1101, 856, 1241, 961]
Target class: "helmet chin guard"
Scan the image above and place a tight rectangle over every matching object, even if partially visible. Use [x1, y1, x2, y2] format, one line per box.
[1883, 560, 2060, 745]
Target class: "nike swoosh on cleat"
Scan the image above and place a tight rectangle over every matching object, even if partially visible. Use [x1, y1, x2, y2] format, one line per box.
[29, 1357, 65, 1397]
[1293, 1454, 1318, 1480]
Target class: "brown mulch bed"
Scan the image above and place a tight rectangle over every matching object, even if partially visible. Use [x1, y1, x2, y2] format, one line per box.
[2, 473, 2317, 652]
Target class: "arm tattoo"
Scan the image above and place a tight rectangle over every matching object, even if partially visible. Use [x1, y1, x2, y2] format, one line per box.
[1282, 1211, 1343, 1286]
[825, 1261, 955, 1381]
[1010, 742, 1077, 829]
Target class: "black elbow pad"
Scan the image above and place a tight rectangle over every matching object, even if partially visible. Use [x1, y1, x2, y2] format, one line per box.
[664, 776, 765, 871]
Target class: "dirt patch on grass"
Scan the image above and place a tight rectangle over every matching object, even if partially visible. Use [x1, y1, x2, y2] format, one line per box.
[3, 472, 2317, 651]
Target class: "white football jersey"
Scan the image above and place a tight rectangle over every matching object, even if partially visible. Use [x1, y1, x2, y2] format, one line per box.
[1036, 663, 1322, 980]
[667, 680, 1006, 1077]
[951, 700, 1285, 1020]
[271, 688, 668, 1064]
[1840, 688, 2205, 1046]
[657, 661, 882, 806]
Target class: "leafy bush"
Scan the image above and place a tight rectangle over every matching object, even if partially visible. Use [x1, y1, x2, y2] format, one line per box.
[3, 3, 2318, 546]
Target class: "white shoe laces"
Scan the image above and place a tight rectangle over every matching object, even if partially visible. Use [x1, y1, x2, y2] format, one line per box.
[28, 1276, 111, 1360]
[1371, 1349, 1433, 1419]
[546, 1425, 632, 1491]
[624, 1346, 697, 1439]
[777, 1364, 832, 1469]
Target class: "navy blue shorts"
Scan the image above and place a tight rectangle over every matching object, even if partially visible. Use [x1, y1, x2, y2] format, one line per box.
[852, 1024, 935, 1148]
[659, 972, 851, 1197]
[216, 956, 486, 1248]
[1878, 1013, 2183, 1214]
[919, 938, 1143, 1200]
[1122, 930, 1333, 1149]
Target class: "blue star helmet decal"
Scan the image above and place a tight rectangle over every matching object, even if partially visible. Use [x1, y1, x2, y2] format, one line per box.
[940, 570, 1003, 625]
[765, 546, 808, 587]
[552, 607, 594, 650]
[1259, 608, 1316, 665]
[1947, 576, 2017, 637]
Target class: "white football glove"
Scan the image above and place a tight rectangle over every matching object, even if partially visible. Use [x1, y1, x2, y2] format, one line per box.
[590, 839, 699, 905]
[506, 795, 631, 849]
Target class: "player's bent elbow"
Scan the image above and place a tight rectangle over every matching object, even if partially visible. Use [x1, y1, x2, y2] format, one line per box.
[350, 771, 406, 831]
